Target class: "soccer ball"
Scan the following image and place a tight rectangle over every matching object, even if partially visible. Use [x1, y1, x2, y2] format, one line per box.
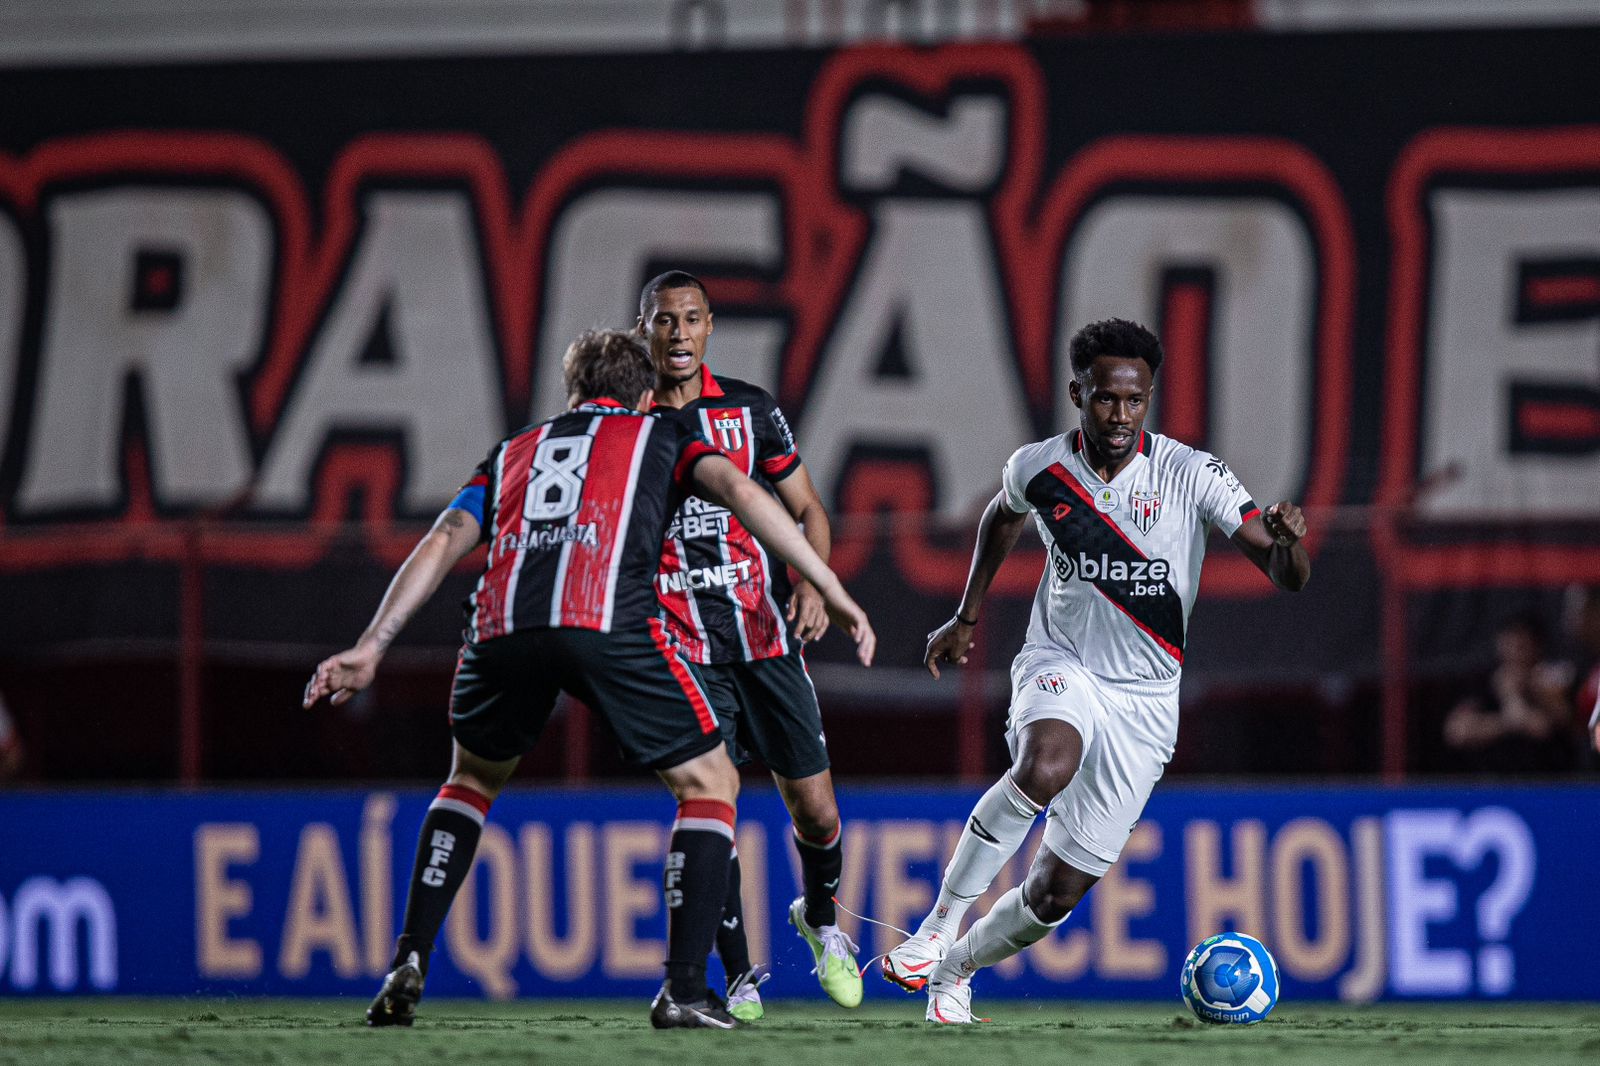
[1179, 932, 1279, 1025]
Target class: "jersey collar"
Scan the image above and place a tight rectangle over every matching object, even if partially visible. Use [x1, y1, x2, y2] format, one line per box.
[1071, 429, 1149, 455]
[1071, 429, 1149, 486]
[576, 397, 631, 412]
[650, 366, 724, 414]
[698, 365, 725, 399]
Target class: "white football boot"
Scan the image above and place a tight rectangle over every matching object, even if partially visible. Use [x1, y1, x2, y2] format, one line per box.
[882, 931, 948, 992]
[924, 966, 985, 1025]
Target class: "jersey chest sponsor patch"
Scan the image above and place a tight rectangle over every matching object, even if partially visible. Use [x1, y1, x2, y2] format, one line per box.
[1029, 461, 1187, 662]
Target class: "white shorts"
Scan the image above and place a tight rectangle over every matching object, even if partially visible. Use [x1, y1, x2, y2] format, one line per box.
[1005, 642, 1179, 877]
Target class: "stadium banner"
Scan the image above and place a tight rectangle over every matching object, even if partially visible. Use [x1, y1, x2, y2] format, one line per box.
[0, 27, 1598, 682]
[2, 784, 1595, 1002]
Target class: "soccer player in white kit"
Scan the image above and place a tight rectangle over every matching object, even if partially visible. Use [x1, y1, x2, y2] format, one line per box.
[881, 318, 1310, 1023]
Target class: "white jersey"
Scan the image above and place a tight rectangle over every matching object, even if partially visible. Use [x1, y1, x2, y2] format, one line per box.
[1002, 429, 1259, 684]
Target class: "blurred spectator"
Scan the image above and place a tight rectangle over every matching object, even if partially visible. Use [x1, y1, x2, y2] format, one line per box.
[0, 691, 23, 779]
[1580, 681, 1593, 755]
[1443, 613, 1573, 773]
[1561, 585, 1600, 762]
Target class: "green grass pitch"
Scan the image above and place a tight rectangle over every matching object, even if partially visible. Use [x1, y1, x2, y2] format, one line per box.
[2, 999, 1597, 1066]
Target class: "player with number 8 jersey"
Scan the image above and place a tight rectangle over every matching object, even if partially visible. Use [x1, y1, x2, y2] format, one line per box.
[302, 328, 874, 1032]
[462, 396, 702, 641]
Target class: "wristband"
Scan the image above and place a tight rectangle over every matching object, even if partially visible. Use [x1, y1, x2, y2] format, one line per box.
[956, 613, 979, 627]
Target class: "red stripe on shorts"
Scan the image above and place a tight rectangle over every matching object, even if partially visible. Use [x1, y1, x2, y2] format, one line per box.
[649, 617, 717, 734]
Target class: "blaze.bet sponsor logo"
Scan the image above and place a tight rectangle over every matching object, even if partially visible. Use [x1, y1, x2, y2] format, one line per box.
[1051, 544, 1171, 595]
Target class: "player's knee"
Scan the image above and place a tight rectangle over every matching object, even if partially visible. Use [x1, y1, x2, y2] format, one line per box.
[784, 790, 838, 841]
[1022, 876, 1080, 924]
[790, 804, 838, 842]
[1023, 859, 1095, 923]
[446, 747, 517, 802]
[664, 745, 741, 805]
[1009, 756, 1076, 807]
[445, 766, 504, 802]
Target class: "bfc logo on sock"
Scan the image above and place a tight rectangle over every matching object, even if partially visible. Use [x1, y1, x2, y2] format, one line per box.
[664, 851, 685, 908]
[422, 829, 456, 887]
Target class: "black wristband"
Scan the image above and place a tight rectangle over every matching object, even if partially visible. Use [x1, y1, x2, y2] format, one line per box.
[956, 613, 979, 627]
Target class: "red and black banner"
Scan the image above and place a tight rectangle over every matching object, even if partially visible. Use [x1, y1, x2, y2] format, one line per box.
[0, 27, 1597, 690]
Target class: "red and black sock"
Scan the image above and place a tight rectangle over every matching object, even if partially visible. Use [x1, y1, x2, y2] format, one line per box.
[663, 798, 735, 997]
[392, 783, 491, 976]
[794, 822, 842, 928]
[716, 848, 752, 985]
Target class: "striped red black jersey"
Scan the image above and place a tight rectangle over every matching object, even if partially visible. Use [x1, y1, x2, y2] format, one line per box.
[457, 400, 720, 641]
[654, 368, 804, 664]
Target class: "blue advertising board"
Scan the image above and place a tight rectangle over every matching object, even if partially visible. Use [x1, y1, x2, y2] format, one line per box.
[1, 785, 1596, 1002]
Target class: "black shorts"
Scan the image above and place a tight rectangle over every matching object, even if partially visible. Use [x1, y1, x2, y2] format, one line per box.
[449, 621, 723, 771]
[689, 646, 830, 780]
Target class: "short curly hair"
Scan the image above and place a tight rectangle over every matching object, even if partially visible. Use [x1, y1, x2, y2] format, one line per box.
[562, 328, 657, 407]
[1068, 318, 1164, 379]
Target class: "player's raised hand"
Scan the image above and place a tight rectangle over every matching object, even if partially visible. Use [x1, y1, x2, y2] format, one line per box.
[924, 616, 976, 680]
[1262, 500, 1307, 546]
[787, 579, 830, 642]
[303, 644, 381, 708]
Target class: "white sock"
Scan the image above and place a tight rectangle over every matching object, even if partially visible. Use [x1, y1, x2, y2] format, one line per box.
[940, 886, 1064, 976]
[916, 773, 1042, 939]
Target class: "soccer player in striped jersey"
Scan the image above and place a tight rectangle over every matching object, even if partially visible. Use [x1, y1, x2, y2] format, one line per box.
[303, 329, 874, 1030]
[640, 271, 861, 1016]
[878, 318, 1310, 1023]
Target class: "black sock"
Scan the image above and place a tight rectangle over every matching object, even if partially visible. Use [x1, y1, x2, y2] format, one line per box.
[795, 823, 842, 928]
[663, 799, 735, 997]
[716, 850, 752, 985]
[392, 784, 490, 977]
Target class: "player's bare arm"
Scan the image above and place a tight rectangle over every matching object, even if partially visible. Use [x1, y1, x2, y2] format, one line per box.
[693, 454, 875, 667]
[925, 491, 1031, 679]
[302, 507, 482, 708]
[773, 464, 833, 642]
[1229, 500, 1311, 592]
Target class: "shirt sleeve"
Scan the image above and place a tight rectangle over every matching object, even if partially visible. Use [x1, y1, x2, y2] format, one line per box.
[756, 395, 802, 482]
[672, 422, 724, 493]
[447, 455, 493, 543]
[1192, 451, 1259, 536]
[1000, 445, 1034, 514]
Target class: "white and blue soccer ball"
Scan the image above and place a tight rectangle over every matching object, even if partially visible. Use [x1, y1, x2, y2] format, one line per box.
[1179, 932, 1280, 1025]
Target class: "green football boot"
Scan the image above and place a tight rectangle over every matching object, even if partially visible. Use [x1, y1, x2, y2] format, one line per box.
[788, 897, 863, 1008]
[726, 966, 770, 1022]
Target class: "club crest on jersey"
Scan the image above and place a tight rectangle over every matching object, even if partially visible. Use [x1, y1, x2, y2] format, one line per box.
[1129, 490, 1162, 534]
[1035, 673, 1068, 695]
[712, 414, 746, 453]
